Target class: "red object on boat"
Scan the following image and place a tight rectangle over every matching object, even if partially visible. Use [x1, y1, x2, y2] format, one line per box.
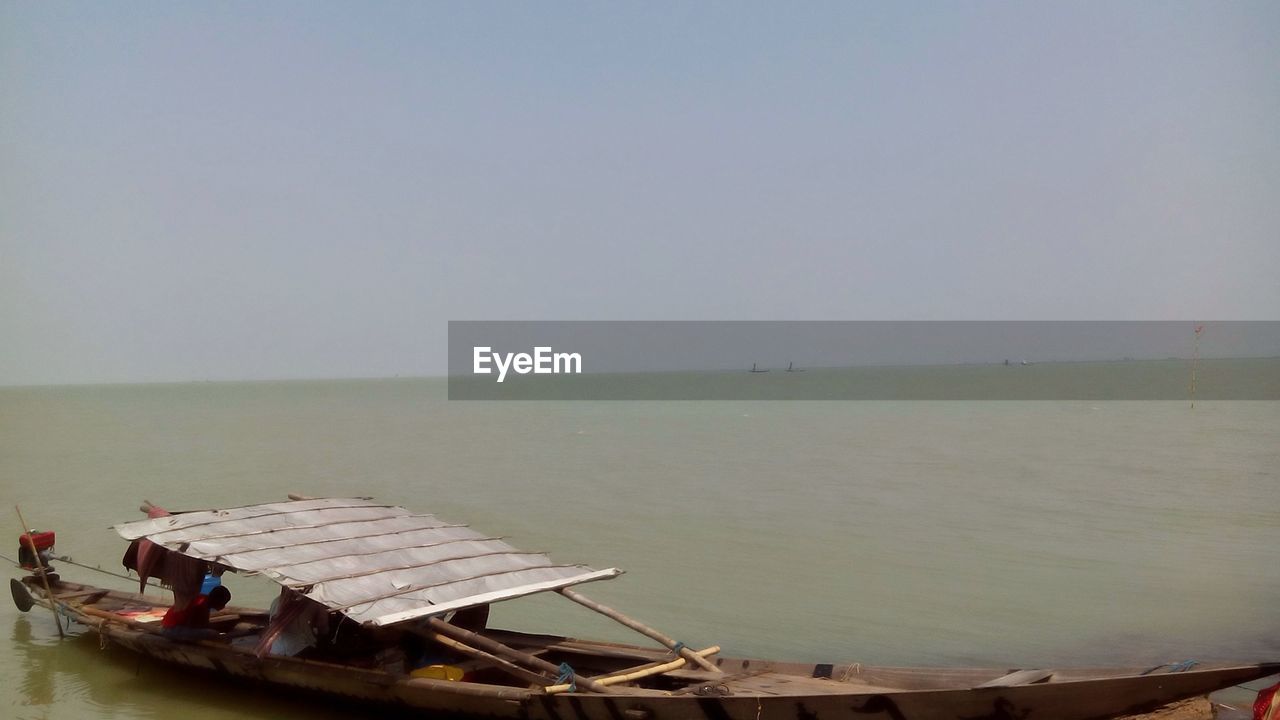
[17, 530, 56, 570]
[1257, 681, 1280, 720]
[19, 530, 54, 552]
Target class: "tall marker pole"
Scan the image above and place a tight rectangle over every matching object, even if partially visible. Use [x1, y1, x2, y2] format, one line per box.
[1190, 323, 1203, 409]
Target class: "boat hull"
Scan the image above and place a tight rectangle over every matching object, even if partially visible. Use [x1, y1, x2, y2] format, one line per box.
[17, 577, 1279, 720]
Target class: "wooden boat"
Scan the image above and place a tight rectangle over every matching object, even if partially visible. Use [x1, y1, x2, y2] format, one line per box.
[10, 497, 1279, 720]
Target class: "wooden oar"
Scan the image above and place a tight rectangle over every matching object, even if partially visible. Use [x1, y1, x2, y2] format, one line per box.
[559, 588, 721, 673]
[15, 506, 64, 638]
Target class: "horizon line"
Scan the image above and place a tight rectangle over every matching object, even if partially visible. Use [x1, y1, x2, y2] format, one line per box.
[4, 354, 1279, 390]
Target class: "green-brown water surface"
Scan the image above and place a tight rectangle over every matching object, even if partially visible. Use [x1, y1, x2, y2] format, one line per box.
[2, 376, 1277, 718]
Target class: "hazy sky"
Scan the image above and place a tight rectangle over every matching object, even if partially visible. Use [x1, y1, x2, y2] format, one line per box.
[3, 2, 1277, 384]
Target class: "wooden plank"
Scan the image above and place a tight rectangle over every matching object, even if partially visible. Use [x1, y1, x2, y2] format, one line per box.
[975, 669, 1055, 688]
[54, 588, 110, 601]
[668, 670, 773, 696]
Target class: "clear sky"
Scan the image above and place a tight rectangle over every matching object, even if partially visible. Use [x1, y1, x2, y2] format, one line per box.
[2, 1, 1277, 384]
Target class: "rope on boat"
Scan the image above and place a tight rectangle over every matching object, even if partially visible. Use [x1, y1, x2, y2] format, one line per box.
[52, 555, 167, 589]
[1, 551, 167, 591]
[56, 602, 78, 626]
[1141, 659, 1198, 675]
[556, 662, 577, 692]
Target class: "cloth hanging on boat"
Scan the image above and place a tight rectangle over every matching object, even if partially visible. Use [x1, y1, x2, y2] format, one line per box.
[121, 504, 207, 609]
[257, 588, 329, 657]
[121, 504, 172, 593]
[122, 541, 207, 609]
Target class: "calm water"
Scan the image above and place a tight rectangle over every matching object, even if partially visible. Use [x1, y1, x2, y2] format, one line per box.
[2, 375, 1278, 718]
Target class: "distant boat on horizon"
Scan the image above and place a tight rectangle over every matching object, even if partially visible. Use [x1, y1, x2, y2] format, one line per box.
[749, 363, 769, 373]
[786, 362, 803, 372]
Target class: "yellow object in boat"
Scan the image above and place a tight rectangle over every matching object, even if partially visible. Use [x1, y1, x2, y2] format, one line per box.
[411, 664, 465, 681]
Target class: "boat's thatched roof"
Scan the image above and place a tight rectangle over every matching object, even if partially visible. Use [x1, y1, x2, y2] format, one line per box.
[113, 497, 621, 626]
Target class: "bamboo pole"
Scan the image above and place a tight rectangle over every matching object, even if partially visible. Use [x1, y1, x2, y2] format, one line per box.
[423, 616, 615, 694]
[411, 627, 552, 688]
[77, 604, 163, 632]
[559, 588, 721, 673]
[545, 646, 720, 694]
[15, 506, 64, 638]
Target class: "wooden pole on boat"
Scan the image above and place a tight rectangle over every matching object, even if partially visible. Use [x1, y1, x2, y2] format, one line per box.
[77, 605, 163, 633]
[545, 645, 721, 694]
[418, 629, 553, 688]
[558, 588, 721, 673]
[422, 617, 615, 694]
[14, 505, 65, 638]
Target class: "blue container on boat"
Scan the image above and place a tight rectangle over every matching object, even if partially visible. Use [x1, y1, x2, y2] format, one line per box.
[200, 574, 221, 595]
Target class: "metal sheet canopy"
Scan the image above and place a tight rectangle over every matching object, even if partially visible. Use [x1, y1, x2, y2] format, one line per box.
[113, 497, 622, 626]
